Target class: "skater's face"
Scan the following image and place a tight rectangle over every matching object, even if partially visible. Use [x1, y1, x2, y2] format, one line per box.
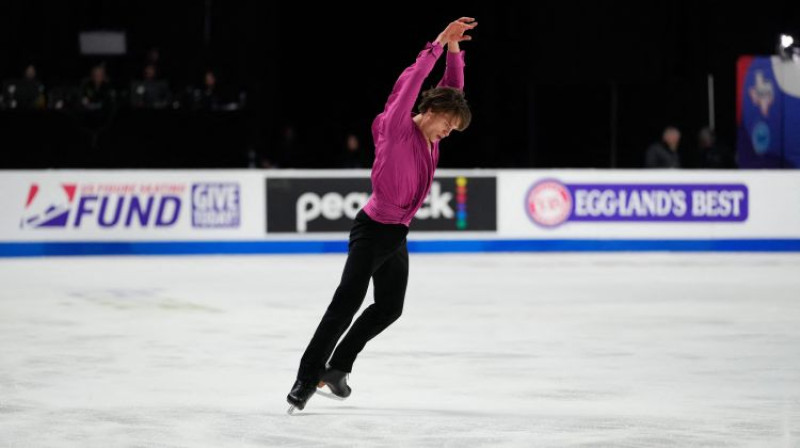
[419, 111, 461, 144]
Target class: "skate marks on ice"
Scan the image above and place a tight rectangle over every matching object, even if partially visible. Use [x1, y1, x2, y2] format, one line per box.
[1, 254, 800, 447]
[65, 287, 224, 313]
[264, 404, 794, 448]
[2, 402, 795, 447]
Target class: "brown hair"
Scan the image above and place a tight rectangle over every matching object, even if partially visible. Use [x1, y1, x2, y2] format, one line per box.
[417, 87, 471, 131]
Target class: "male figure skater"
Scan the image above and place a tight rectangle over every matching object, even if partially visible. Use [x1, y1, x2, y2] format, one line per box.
[287, 17, 476, 413]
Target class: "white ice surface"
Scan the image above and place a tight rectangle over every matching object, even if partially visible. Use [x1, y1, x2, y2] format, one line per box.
[1, 253, 799, 447]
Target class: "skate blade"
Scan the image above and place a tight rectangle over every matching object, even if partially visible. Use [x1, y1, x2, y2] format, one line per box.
[287, 405, 297, 415]
[315, 387, 346, 401]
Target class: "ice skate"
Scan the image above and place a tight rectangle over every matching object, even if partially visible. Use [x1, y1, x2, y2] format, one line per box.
[286, 379, 317, 414]
[316, 368, 351, 400]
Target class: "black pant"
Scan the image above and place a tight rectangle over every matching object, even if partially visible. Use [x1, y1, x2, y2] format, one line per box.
[297, 209, 410, 382]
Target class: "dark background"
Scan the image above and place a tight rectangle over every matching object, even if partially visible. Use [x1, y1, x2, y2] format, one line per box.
[1, 0, 797, 169]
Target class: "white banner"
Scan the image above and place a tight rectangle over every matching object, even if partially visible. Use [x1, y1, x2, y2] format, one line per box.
[0, 170, 265, 241]
[499, 170, 800, 238]
[2, 170, 800, 246]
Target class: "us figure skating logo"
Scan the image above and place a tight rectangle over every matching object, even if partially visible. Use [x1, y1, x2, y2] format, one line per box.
[525, 179, 573, 227]
[20, 182, 77, 228]
[19, 181, 188, 229]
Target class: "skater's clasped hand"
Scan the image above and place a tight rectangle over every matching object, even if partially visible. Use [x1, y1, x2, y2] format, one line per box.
[435, 17, 477, 47]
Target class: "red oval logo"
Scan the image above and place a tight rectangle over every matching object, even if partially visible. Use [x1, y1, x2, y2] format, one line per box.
[526, 180, 572, 227]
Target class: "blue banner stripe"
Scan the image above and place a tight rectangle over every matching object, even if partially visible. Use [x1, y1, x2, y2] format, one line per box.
[1, 239, 800, 257]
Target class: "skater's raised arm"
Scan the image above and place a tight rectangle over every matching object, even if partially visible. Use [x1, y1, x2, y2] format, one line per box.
[437, 17, 476, 90]
[381, 18, 477, 137]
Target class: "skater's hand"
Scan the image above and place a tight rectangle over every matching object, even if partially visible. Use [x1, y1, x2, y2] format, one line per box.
[435, 17, 477, 49]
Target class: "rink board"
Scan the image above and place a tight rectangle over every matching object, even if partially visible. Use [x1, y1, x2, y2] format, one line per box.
[1, 169, 798, 255]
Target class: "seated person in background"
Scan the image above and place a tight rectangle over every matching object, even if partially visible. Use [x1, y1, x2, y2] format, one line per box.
[697, 127, 736, 169]
[190, 70, 245, 111]
[80, 64, 116, 110]
[340, 133, 365, 168]
[130, 64, 171, 109]
[192, 70, 220, 111]
[1, 65, 46, 110]
[644, 126, 681, 168]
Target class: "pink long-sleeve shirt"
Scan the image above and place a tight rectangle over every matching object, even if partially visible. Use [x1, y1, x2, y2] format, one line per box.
[362, 41, 465, 227]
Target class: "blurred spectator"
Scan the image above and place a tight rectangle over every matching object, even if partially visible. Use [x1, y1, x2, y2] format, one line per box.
[271, 124, 305, 167]
[645, 126, 681, 168]
[697, 127, 736, 169]
[80, 64, 116, 110]
[189, 69, 246, 111]
[146, 47, 161, 68]
[339, 133, 365, 168]
[1, 64, 46, 109]
[130, 64, 171, 109]
[192, 70, 220, 110]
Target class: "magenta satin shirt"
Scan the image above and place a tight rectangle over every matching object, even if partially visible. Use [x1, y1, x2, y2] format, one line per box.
[362, 41, 465, 227]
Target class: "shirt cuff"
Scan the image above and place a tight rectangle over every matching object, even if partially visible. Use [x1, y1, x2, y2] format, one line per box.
[424, 41, 445, 58]
[446, 50, 465, 66]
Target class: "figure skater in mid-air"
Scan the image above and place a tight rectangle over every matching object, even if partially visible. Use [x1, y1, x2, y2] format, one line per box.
[287, 17, 477, 413]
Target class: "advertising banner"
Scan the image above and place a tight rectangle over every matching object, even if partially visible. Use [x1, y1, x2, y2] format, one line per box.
[266, 176, 497, 233]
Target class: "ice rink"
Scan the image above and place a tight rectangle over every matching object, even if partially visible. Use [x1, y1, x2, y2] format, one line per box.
[1, 252, 799, 447]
